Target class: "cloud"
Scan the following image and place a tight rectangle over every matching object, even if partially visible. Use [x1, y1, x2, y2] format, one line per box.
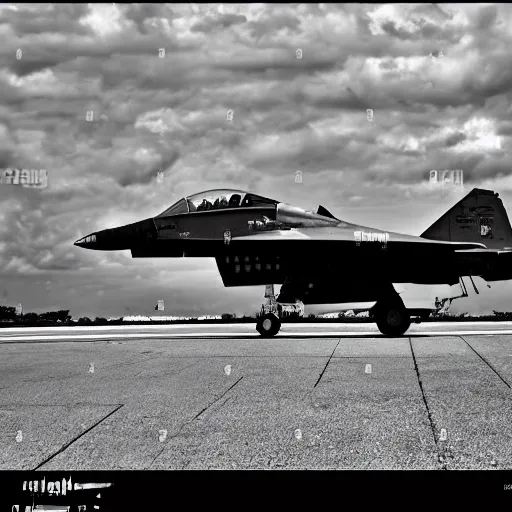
[191, 13, 248, 34]
[2, 3, 512, 317]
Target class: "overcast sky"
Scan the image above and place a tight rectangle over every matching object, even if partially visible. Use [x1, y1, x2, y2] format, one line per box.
[2, 3, 512, 318]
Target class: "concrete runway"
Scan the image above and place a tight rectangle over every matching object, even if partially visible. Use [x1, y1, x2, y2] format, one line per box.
[1, 322, 512, 470]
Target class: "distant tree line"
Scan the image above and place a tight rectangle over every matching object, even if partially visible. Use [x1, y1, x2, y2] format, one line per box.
[0, 306, 113, 326]
[2, 306, 512, 327]
[0, 306, 72, 325]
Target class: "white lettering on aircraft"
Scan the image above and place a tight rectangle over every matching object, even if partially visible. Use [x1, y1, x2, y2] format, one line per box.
[354, 231, 389, 246]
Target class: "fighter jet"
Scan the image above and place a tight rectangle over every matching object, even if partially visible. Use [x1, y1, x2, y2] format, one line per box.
[75, 188, 512, 337]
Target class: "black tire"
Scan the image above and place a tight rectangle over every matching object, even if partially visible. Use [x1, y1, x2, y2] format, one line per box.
[374, 300, 411, 336]
[256, 313, 281, 337]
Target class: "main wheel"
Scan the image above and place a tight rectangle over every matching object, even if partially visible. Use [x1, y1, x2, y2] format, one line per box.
[256, 313, 281, 337]
[373, 300, 411, 336]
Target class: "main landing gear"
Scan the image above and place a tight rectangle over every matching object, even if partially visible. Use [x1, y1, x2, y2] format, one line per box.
[256, 313, 282, 337]
[371, 293, 411, 336]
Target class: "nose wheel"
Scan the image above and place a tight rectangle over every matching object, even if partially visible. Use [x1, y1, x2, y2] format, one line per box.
[256, 313, 281, 337]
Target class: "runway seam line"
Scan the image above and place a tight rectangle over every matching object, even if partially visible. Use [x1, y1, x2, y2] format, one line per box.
[408, 337, 442, 469]
[0, 339, 113, 345]
[459, 336, 511, 390]
[314, 339, 341, 389]
[102, 352, 165, 370]
[194, 376, 244, 420]
[32, 403, 124, 471]
[149, 376, 243, 468]
[0, 403, 124, 408]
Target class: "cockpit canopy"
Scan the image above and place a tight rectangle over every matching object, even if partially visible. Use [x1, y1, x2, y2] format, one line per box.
[157, 189, 278, 217]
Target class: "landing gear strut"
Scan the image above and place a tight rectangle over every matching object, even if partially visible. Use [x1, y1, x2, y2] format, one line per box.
[256, 284, 282, 337]
[372, 291, 411, 336]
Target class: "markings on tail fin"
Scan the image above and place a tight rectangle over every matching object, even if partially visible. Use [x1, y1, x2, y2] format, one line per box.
[421, 188, 512, 249]
[469, 205, 495, 216]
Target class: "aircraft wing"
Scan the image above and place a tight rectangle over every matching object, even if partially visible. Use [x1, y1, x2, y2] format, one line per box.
[454, 248, 512, 254]
[231, 226, 486, 247]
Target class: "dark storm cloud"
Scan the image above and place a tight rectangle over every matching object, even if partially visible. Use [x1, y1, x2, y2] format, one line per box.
[2, 3, 512, 316]
[471, 157, 512, 181]
[0, 4, 91, 36]
[306, 86, 371, 111]
[191, 13, 248, 33]
[123, 3, 174, 34]
[4, 8, 199, 78]
[475, 4, 499, 31]
[380, 21, 424, 41]
[0, 149, 19, 169]
[444, 132, 467, 148]
[246, 11, 301, 39]
[214, 49, 341, 75]
[378, 3, 456, 42]
[497, 122, 512, 137]
[118, 148, 181, 188]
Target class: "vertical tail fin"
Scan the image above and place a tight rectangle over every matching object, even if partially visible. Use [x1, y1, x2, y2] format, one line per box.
[421, 188, 512, 249]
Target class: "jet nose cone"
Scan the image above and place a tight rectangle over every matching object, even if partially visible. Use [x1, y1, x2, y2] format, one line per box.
[75, 218, 157, 251]
[74, 234, 97, 248]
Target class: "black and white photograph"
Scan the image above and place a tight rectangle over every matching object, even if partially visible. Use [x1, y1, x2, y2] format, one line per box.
[2, 1, 512, 505]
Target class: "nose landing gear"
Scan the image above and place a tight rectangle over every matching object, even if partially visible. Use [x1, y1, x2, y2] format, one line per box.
[256, 284, 282, 337]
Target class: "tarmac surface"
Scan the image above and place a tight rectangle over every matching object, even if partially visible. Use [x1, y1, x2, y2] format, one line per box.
[1, 322, 512, 470]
